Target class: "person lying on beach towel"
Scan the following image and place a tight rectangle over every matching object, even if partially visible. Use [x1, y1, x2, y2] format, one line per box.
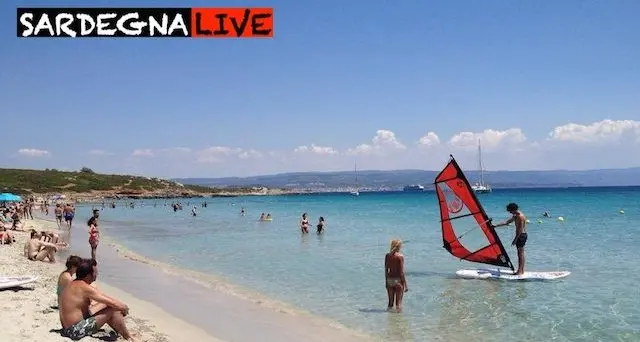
[24, 230, 58, 262]
[59, 259, 134, 341]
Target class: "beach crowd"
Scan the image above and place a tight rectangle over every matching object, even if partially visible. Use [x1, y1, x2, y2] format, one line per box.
[1, 198, 135, 341]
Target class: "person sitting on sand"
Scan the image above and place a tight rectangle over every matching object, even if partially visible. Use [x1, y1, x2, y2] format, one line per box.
[11, 210, 25, 231]
[57, 255, 83, 304]
[0, 225, 15, 244]
[41, 230, 69, 248]
[385, 239, 408, 313]
[59, 259, 134, 341]
[0, 211, 12, 230]
[24, 230, 58, 262]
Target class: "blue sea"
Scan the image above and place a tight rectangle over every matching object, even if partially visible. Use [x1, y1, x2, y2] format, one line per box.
[69, 187, 640, 341]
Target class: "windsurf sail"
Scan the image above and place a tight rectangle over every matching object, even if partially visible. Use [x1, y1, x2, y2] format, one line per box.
[434, 155, 513, 270]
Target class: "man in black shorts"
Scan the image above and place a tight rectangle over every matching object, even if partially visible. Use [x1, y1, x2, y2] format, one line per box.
[493, 202, 528, 275]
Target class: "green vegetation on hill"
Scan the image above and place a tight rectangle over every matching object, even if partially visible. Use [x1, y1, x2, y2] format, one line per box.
[0, 167, 214, 195]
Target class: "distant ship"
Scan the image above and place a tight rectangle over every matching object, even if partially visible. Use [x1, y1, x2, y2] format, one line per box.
[403, 184, 425, 192]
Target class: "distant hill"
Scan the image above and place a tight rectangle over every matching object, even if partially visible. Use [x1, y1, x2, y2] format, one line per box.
[175, 168, 640, 190]
[0, 167, 213, 195]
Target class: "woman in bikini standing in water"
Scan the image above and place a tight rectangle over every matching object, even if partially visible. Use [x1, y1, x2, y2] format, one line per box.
[300, 213, 310, 234]
[385, 239, 408, 312]
[87, 209, 100, 260]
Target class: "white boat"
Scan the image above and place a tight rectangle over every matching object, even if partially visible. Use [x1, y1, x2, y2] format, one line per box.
[350, 162, 360, 196]
[403, 184, 425, 192]
[471, 140, 492, 194]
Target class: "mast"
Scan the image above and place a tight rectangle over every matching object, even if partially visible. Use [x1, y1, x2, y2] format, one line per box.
[478, 140, 485, 186]
[354, 162, 358, 190]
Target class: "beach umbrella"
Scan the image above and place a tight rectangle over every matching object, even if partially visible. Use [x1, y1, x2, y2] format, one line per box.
[0, 193, 21, 202]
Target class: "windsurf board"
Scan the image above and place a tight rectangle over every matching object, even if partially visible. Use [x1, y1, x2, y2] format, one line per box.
[456, 269, 570, 281]
[0, 275, 38, 289]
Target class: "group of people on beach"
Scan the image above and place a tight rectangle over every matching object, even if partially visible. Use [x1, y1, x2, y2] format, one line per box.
[0, 196, 135, 340]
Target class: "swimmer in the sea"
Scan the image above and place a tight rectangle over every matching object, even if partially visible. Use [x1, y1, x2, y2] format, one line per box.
[300, 213, 309, 234]
[316, 216, 325, 234]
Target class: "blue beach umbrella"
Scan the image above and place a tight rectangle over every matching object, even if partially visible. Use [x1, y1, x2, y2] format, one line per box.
[0, 193, 21, 202]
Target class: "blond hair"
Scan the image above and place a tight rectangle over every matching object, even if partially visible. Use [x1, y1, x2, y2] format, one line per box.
[389, 239, 402, 254]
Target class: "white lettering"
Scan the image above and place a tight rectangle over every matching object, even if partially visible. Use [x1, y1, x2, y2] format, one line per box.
[96, 13, 117, 35]
[117, 12, 146, 36]
[149, 14, 167, 36]
[34, 14, 54, 36]
[19, 13, 34, 37]
[77, 14, 95, 35]
[168, 14, 188, 37]
[56, 13, 75, 37]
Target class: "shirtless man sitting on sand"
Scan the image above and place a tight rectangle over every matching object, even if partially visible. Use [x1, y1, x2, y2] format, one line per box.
[24, 230, 58, 262]
[59, 259, 134, 341]
[385, 239, 408, 312]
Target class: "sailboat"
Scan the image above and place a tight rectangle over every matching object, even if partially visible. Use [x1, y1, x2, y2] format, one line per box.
[471, 140, 492, 194]
[433, 155, 570, 280]
[349, 163, 359, 196]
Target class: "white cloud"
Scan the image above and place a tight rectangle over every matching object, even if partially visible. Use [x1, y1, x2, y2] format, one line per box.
[24, 119, 640, 177]
[18, 148, 50, 157]
[132, 149, 155, 157]
[196, 146, 243, 163]
[238, 149, 263, 159]
[294, 144, 338, 155]
[449, 128, 527, 151]
[417, 132, 440, 147]
[346, 130, 406, 156]
[548, 119, 640, 144]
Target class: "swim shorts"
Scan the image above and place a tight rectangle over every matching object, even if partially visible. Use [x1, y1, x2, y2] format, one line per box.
[60, 316, 98, 340]
[64, 214, 74, 221]
[515, 233, 528, 248]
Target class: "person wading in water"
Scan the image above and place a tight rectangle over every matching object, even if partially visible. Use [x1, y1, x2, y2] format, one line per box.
[384, 239, 408, 312]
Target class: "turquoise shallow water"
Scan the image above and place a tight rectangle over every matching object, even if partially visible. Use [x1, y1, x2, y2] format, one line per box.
[75, 187, 640, 341]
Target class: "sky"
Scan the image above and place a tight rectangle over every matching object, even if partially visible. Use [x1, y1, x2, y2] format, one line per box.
[2, 0, 639, 178]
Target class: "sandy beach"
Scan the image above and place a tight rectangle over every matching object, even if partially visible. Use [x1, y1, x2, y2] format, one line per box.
[0, 218, 222, 342]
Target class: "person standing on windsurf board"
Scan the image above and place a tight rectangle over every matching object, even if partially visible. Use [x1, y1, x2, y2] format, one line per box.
[492, 203, 527, 275]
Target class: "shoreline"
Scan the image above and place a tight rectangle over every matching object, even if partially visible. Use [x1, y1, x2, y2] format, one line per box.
[36, 184, 640, 203]
[0, 218, 222, 342]
[33, 215, 376, 342]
